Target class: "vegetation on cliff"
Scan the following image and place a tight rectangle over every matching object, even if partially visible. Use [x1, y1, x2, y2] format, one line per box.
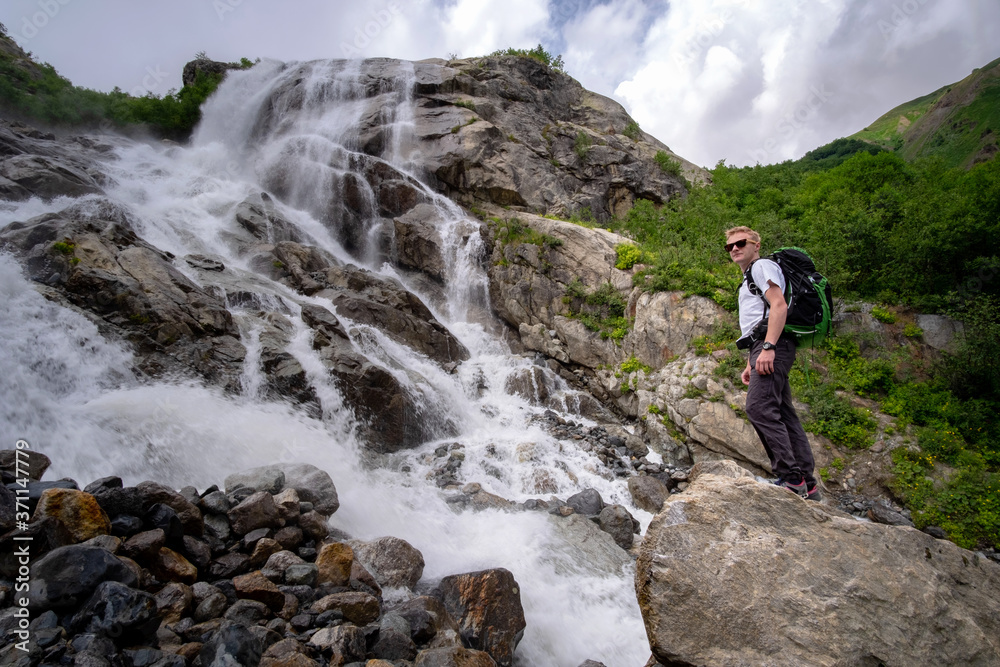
[606, 143, 1000, 548]
[0, 31, 251, 138]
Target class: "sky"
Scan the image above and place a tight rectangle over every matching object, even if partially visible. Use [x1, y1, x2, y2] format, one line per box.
[2, 0, 999, 168]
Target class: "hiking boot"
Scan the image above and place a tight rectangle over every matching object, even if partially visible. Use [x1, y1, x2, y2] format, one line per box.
[806, 482, 822, 502]
[776, 477, 808, 498]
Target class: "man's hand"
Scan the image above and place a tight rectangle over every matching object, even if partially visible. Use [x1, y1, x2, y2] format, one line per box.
[741, 361, 752, 385]
[756, 349, 776, 375]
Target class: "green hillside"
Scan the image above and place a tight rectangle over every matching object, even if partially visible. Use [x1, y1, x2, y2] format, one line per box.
[851, 57, 1000, 168]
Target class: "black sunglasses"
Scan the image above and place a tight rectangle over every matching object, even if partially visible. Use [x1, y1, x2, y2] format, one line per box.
[725, 238, 750, 252]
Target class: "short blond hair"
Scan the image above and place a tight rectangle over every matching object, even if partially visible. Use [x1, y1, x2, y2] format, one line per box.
[725, 226, 760, 244]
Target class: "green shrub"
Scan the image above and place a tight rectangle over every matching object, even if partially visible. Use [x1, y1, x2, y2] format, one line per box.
[871, 306, 897, 323]
[574, 131, 592, 160]
[620, 355, 652, 375]
[623, 121, 641, 141]
[615, 243, 642, 270]
[454, 100, 476, 111]
[903, 323, 923, 338]
[655, 150, 682, 177]
[488, 44, 565, 72]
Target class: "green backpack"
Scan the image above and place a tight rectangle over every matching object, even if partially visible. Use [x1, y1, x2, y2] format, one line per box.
[743, 247, 833, 347]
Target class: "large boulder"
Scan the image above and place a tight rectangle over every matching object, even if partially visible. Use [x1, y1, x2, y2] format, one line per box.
[348, 535, 425, 590]
[434, 568, 526, 667]
[636, 467, 1000, 666]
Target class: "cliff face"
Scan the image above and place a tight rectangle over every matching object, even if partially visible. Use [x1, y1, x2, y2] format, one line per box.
[246, 56, 703, 222]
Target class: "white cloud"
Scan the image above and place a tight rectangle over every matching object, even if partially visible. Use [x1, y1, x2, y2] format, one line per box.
[562, 0, 651, 94]
[438, 0, 551, 58]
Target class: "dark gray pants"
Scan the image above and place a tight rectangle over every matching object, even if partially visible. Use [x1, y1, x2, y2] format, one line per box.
[746, 337, 815, 484]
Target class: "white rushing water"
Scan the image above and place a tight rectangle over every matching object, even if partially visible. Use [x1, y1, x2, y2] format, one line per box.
[0, 59, 651, 666]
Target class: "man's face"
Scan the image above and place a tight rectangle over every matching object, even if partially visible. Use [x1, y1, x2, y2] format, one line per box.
[726, 234, 758, 264]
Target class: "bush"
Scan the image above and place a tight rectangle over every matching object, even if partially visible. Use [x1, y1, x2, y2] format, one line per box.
[623, 121, 641, 141]
[574, 131, 592, 160]
[615, 243, 642, 270]
[655, 151, 682, 177]
[489, 44, 565, 72]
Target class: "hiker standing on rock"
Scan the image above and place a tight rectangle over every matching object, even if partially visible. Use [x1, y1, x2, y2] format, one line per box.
[726, 226, 819, 500]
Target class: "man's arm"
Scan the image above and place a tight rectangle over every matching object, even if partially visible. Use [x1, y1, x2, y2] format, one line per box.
[755, 281, 786, 375]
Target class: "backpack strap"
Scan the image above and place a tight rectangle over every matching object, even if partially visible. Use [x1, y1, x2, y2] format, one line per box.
[741, 259, 770, 313]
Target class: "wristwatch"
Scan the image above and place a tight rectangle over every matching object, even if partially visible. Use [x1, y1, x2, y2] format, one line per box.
[761, 341, 776, 351]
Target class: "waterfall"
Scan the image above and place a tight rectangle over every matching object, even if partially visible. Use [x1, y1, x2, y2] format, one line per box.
[0, 59, 651, 666]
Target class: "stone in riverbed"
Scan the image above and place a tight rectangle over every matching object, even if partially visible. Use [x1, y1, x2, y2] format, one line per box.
[413, 647, 498, 666]
[30, 487, 111, 542]
[228, 491, 282, 536]
[310, 591, 381, 625]
[596, 504, 638, 550]
[349, 535, 425, 590]
[308, 625, 366, 662]
[434, 568, 525, 667]
[234, 570, 286, 611]
[68, 580, 159, 643]
[199, 620, 263, 667]
[28, 544, 137, 611]
[315, 541, 354, 586]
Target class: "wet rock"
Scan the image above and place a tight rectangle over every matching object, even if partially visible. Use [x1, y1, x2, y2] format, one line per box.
[413, 646, 498, 666]
[151, 547, 198, 585]
[0, 449, 51, 482]
[28, 545, 137, 611]
[372, 627, 418, 661]
[0, 154, 103, 200]
[565, 489, 604, 516]
[315, 542, 354, 587]
[310, 591, 381, 625]
[627, 475, 670, 514]
[68, 580, 158, 643]
[434, 568, 525, 667]
[308, 625, 366, 662]
[261, 550, 306, 581]
[135, 482, 204, 537]
[209, 552, 251, 579]
[349, 535, 425, 590]
[224, 598, 271, 626]
[155, 582, 193, 624]
[123, 529, 166, 562]
[228, 491, 282, 536]
[596, 504, 638, 550]
[225, 467, 286, 496]
[234, 570, 286, 611]
[199, 620, 263, 667]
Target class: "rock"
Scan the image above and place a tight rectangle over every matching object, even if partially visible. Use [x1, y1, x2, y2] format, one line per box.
[628, 475, 670, 513]
[372, 627, 418, 661]
[234, 570, 286, 611]
[261, 550, 306, 581]
[155, 582, 193, 624]
[297, 511, 329, 542]
[272, 463, 339, 516]
[250, 537, 283, 568]
[150, 547, 198, 585]
[8, 480, 78, 515]
[225, 467, 286, 495]
[392, 203, 447, 281]
[68, 580, 158, 642]
[308, 625, 366, 662]
[228, 491, 282, 536]
[284, 563, 318, 587]
[0, 154, 103, 200]
[29, 487, 110, 542]
[315, 541, 354, 587]
[143, 503, 184, 543]
[414, 647, 498, 667]
[224, 599, 271, 626]
[28, 544, 137, 611]
[915, 313, 964, 352]
[686, 401, 770, 473]
[0, 449, 51, 481]
[135, 482, 204, 537]
[122, 529, 166, 562]
[349, 536, 425, 589]
[0, 484, 14, 534]
[636, 471, 1000, 666]
[596, 504, 637, 550]
[315, 265, 469, 366]
[233, 193, 303, 244]
[565, 489, 604, 516]
[867, 500, 916, 527]
[209, 552, 251, 579]
[434, 568, 525, 667]
[199, 620, 263, 667]
[391, 595, 462, 647]
[0, 516, 75, 577]
[310, 591, 381, 625]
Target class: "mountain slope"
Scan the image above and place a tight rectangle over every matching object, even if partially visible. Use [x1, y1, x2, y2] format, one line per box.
[851, 56, 1000, 168]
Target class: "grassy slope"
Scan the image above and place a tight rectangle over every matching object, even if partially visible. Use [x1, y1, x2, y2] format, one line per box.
[851, 57, 1000, 168]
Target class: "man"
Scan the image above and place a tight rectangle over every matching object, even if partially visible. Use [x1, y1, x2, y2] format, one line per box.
[726, 226, 819, 500]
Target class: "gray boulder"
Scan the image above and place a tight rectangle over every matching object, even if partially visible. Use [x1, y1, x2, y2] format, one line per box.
[636, 466, 1000, 666]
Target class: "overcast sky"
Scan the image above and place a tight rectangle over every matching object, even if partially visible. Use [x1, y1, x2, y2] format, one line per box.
[2, 0, 998, 167]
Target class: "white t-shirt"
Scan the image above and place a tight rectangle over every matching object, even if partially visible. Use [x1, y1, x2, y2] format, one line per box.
[738, 258, 786, 338]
